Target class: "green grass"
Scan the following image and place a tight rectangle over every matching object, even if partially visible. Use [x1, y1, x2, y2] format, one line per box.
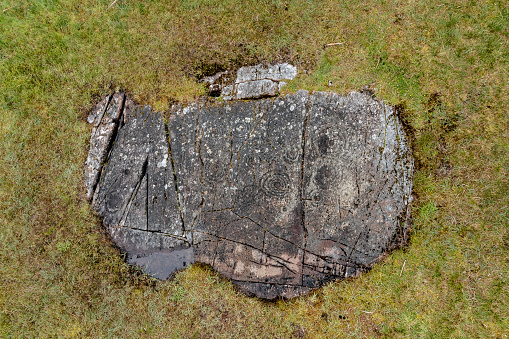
[1, 0, 508, 337]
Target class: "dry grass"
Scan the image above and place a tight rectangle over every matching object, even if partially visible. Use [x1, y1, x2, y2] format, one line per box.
[0, 0, 508, 337]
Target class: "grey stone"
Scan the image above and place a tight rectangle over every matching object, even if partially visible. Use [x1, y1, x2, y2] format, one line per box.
[236, 63, 297, 83]
[220, 85, 234, 100]
[84, 93, 124, 200]
[91, 102, 187, 264]
[220, 63, 298, 100]
[86, 90, 414, 299]
[236, 79, 278, 99]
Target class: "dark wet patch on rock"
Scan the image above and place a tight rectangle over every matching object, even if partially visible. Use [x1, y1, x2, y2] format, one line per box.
[86, 89, 414, 299]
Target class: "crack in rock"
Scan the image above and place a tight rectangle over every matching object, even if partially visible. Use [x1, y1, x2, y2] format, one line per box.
[86, 84, 414, 300]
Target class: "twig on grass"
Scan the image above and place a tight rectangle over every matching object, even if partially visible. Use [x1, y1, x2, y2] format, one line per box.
[325, 42, 344, 47]
[399, 260, 406, 277]
[107, 0, 119, 10]
[2, 5, 14, 12]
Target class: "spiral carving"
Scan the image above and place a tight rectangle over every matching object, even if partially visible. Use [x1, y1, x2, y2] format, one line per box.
[260, 171, 291, 197]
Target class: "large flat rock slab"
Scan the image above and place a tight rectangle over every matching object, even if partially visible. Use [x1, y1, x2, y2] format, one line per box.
[86, 90, 414, 299]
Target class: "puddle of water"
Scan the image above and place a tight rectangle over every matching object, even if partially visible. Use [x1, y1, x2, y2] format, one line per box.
[128, 247, 194, 280]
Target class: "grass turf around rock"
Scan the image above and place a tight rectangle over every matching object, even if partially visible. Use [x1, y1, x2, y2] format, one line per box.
[1, 0, 508, 337]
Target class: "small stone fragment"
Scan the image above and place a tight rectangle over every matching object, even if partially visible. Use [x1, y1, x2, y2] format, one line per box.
[236, 63, 297, 83]
[221, 63, 298, 100]
[236, 79, 278, 99]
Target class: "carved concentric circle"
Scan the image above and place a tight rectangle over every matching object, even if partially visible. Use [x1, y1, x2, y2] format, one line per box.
[204, 162, 226, 184]
[232, 120, 251, 139]
[308, 190, 323, 206]
[282, 148, 299, 163]
[244, 153, 262, 167]
[260, 171, 291, 197]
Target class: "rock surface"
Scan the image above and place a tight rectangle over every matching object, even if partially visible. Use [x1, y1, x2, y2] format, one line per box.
[220, 63, 297, 100]
[87, 90, 414, 299]
[84, 93, 124, 200]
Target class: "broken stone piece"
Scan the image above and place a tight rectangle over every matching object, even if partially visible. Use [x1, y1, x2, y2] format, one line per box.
[236, 79, 278, 99]
[220, 63, 298, 100]
[86, 90, 414, 299]
[235, 63, 297, 83]
[84, 93, 125, 200]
